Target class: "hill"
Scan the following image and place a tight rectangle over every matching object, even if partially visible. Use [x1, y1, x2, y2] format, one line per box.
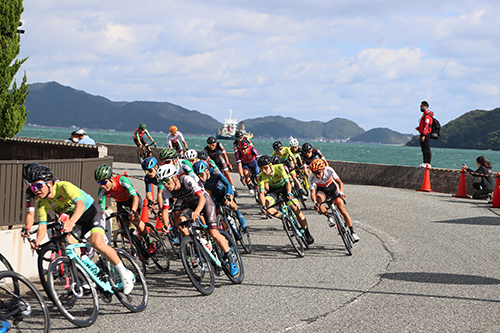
[350, 128, 412, 145]
[406, 107, 500, 150]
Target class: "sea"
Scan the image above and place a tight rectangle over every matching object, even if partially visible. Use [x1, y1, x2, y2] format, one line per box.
[17, 125, 500, 172]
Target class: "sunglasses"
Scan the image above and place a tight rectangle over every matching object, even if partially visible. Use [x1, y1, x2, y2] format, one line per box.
[30, 181, 49, 192]
[314, 170, 323, 176]
[97, 179, 109, 185]
[161, 178, 172, 185]
[161, 160, 175, 165]
[144, 169, 155, 174]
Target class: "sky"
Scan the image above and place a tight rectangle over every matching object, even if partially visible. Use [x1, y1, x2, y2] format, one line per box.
[14, 0, 500, 134]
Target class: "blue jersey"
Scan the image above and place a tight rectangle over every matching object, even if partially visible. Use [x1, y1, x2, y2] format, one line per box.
[202, 168, 233, 201]
[144, 174, 164, 194]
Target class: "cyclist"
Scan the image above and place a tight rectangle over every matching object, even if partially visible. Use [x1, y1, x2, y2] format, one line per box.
[184, 149, 199, 165]
[272, 140, 306, 198]
[193, 160, 248, 234]
[204, 136, 235, 188]
[157, 164, 239, 276]
[257, 155, 314, 245]
[235, 138, 260, 196]
[300, 142, 327, 177]
[197, 150, 219, 170]
[95, 164, 157, 254]
[167, 125, 188, 157]
[308, 159, 359, 242]
[134, 123, 156, 157]
[27, 165, 135, 294]
[232, 130, 253, 153]
[158, 147, 198, 180]
[141, 157, 164, 211]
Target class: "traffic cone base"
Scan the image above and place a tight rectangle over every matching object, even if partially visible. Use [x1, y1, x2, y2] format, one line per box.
[453, 168, 469, 198]
[417, 165, 434, 192]
[491, 173, 500, 208]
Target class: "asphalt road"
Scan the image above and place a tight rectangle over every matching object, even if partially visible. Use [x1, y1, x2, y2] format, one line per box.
[47, 163, 500, 332]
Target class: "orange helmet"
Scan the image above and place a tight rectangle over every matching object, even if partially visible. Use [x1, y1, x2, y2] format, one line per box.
[309, 159, 326, 172]
[170, 125, 178, 133]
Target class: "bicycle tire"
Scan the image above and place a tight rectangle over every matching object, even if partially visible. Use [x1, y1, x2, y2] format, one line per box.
[219, 208, 237, 244]
[37, 243, 61, 304]
[293, 182, 307, 210]
[332, 209, 352, 255]
[230, 210, 252, 254]
[164, 213, 181, 259]
[0, 253, 13, 272]
[0, 270, 51, 333]
[113, 229, 147, 275]
[137, 148, 147, 163]
[111, 249, 148, 312]
[281, 212, 305, 257]
[47, 256, 99, 327]
[288, 208, 309, 251]
[180, 235, 215, 295]
[146, 224, 170, 272]
[216, 230, 244, 284]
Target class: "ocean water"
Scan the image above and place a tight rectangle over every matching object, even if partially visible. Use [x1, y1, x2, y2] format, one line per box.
[17, 125, 500, 171]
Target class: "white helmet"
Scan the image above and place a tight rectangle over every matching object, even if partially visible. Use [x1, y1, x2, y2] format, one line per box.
[289, 137, 299, 147]
[184, 149, 198, 160]
[157, 164, 177, 181]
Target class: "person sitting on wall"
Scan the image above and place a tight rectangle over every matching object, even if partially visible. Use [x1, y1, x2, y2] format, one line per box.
[76, 129, 95, 145]
[463, 156, 495, 200]
[65, 131, 79, 143]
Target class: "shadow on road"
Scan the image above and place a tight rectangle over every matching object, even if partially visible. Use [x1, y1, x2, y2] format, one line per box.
[381, 272, 500, 285]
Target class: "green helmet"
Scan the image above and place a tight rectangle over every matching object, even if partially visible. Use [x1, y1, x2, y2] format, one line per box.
[159, 148, 178, 161]
[94, 164, 113, 182]
[139, 123, 146, 130]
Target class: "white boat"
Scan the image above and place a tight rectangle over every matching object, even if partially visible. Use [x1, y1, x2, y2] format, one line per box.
[216, 109, 253, 140]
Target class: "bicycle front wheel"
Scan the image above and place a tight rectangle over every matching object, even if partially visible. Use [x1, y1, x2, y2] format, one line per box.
[0, 270, 50, 333]
[332, 210, 352, 255]
[37, 243, 61, 304]
[216, 230, 244, 284]
[180, 236, 215, 295]
[47, 257, 99, 327]
[282, 213, 305, 257]
[111, 249, 148, 312]
[147, 225, 170, 272]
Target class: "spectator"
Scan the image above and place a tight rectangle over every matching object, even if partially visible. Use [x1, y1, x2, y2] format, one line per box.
[76, 129, 95, 145]
[416, 101, 433, 168]
[463, 156, 495, 200]
[65, 131, 79, 143]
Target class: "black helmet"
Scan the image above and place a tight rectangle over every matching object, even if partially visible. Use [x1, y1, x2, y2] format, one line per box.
[23, 163, 40, 181]
[272, 141, 283, 151]
[258, 155, 272, 168]
[26, 165, 53, 183]
[302, 142, 312, 152]
[197, 150, 209, 161]
[271, 155, 282, 165]
[207, 136, 217, 145]
[235, 130, 243, 139]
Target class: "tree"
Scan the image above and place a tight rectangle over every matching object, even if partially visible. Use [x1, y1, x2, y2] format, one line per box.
[0, 0, 29, 139]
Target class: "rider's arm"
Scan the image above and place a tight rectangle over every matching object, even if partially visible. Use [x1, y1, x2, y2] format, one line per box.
[217, 172, 234, 195]
[193, 191, 205, 221]
[97, 187, 107, 211]
[64, 199, 86, 232]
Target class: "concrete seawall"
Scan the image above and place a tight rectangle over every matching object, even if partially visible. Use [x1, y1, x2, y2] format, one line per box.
[103, 142, 477, 196]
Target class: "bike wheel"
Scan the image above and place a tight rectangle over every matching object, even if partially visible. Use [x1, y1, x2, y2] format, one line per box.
[47, 257, 99, 327]
[0, 270, 50, 333]
[180, 236, 215, 295]
[113, 229, 147, 276]
[332, 210, 352, 255]
[216, 230, 244, 284]
[147, 225, 170, 272]
[0, 253, 13, 271]
[230, 210, 252, 254]
[137, 148, 147, 163]
[293, 182, 307, 210]
[110, 249, 148, 312]
[37, 243, 61, 303]
[282, 213, 305, 257]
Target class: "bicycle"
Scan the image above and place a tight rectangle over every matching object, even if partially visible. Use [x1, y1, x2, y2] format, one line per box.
[291, 178, 307, 211]
[111, 207, 170, 276]
[322, 197, 353, 255]
[266, 193, 308, 257]
[146, 201, 182, 259]
[137, 143, 156, 163]
[47, 230, 148, 327]
[179, 218, 244, 295]
[216, 196, 252, 254]
[0, 253, 50, 332]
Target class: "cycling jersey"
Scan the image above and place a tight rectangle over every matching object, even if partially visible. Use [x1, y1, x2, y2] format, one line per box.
[301, 148, 325, 167]
[257, 164, 289, 191]
[176, 159, 199, 180]
[144, 174, 165, 194]
[167, 131, 185, 147]
[272, 146, 294, 163]
[36, 181, 94, 224]
[98, 175, 138, 210]
[236, 146, 259, 165]
[202, 168, 234, 202]
[204, 143, 229, 171]
[233, 138, 253, 153]
[133, 128, 150, 140]
[308, 166, 339, 191]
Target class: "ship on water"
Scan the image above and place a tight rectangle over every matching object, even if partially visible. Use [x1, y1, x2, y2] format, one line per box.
[216, 109, 253, 140]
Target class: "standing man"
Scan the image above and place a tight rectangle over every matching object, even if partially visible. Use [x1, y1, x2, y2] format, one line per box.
[416, 101, 434, 168]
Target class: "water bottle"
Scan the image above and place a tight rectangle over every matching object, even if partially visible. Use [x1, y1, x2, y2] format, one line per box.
[227, 215, 237, 231]
[81, 254, 100, 275]
[197, 232, 212, 252]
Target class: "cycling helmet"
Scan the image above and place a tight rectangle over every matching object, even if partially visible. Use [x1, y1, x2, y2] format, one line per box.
[26, 165, 53, 183]
[141, 157, 157, 170]
[197, 150, 209, 161]
[157, 164, 177, 181]
[94, 164, 113, 182]
[271, 155, 282, 165]
[272, 141, 283, 151]
[257, 155, 272, 168]
[169, 125, 178, 133]
[184, 149, 198, 160]
[235, 130, 243, 139]
[206, 136, 217, 145]
[309, 159, 326, 172]
[289, 137, 299, 147]
[139, 123, 146, 130]
[193, 160, 208, 175]
[159, 148, 178, 161]
[238, 138, 250, 149]
[302, 142, 313, 152]
[23, 163, 40, 181]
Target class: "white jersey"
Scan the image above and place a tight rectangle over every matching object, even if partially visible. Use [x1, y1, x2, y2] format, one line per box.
[167, 131, 185, 147]
[308, 166, 339, 190]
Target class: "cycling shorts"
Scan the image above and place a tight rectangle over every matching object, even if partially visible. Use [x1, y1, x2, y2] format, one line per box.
[134, 137, 147, 147]
[72, 201, 107, 237]
[265, 185, 298, 207]
[174, 192, 218, 229]
[316, 182, 342, 204]
[212, 155, 229, 172]
[242, 160, 260, 176]
[171, 141, 182, 152]
[116, 195, 143, 223]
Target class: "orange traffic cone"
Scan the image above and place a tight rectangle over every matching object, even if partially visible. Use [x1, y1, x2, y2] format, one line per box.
[151, 184, 155, 201]
[491, 173, 500, 208]
[140, 199, 149, 223]
[124, 171, 128, 176]
[453, 168, 469, 198]
[155, 215, 163, 232]
[417, 165, 434, 192]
